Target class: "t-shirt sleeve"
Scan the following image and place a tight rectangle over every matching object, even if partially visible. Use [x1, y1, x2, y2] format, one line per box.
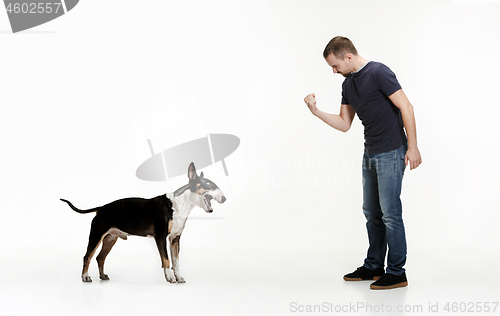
[341, 91, 349, 105]
[376, 64, 402, 97]
[341, 81, 349, 105]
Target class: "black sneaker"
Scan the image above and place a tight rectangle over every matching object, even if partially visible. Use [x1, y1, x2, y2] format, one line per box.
[343, 266, 385, 281]
[370, 272, 408, 290]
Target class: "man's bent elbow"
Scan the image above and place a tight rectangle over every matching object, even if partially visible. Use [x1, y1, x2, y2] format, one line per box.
[339, 124, 351, 133]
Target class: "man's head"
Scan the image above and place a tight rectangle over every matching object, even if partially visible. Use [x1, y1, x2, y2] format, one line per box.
[323, 36, 358, 77]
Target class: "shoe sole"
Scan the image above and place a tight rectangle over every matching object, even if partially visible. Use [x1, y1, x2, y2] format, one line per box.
[343, 276, 382, 281]
[370, 281, 408, 290]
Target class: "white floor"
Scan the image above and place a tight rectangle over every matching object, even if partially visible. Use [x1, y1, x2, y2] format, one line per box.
[1, 245, 499, 316]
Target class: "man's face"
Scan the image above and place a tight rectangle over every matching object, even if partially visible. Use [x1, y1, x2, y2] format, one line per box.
[325, 53, 352, 77]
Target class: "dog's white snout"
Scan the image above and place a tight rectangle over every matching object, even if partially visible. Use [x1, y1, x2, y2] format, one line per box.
[212, 189, 225, 204]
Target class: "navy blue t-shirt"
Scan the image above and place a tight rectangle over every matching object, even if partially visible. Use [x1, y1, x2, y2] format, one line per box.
[341, 61, 407, 154]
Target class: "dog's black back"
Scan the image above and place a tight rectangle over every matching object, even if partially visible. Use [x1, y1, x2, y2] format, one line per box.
[62, 195, 174, 237]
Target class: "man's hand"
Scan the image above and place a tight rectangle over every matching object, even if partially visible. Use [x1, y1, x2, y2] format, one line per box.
[304, 93, 318, 115]
[405, 146, 422, 170]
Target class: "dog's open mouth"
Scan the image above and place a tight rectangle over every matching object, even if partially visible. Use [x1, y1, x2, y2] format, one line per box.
[203, 194, 213, 213]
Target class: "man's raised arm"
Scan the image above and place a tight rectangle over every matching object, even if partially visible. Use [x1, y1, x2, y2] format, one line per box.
[304, 93, 356, 133]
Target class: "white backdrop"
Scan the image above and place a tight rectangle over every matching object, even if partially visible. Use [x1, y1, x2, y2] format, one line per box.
[1, 0, 499, 315]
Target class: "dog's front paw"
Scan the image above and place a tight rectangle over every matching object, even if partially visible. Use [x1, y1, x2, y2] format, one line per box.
[175, 275, 186, 283]
[163, 268, 176, 283]
[99, 274, 110, 281]
[82, 273, 92, 282]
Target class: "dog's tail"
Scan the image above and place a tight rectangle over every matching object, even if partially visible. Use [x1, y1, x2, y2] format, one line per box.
[60, 199, 99, 214]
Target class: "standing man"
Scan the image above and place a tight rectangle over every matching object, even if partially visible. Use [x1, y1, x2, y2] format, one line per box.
[304, 36, 421, 290]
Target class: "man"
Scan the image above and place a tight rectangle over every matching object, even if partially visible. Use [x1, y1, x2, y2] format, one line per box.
[304, 36, 421, 290]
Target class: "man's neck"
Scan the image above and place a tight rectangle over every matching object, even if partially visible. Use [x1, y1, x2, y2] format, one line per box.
[351, 56, 370, 73]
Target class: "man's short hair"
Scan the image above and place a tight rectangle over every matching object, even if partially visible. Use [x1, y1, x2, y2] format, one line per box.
[323, 36, 358, 59]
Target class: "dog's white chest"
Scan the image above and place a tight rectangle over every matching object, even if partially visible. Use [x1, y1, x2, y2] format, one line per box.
[166, 192, 191, 237]
[169, 213, 187, 237]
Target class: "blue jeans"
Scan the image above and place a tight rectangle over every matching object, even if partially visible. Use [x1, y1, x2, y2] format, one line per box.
[362, 144, 407, 275]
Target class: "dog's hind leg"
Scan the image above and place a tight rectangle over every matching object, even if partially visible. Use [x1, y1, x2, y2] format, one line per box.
[82, 236, 102, 282]
[82, 220, 108, 282]
[154, 235, 176, 283]
[96, 234, 118, 281]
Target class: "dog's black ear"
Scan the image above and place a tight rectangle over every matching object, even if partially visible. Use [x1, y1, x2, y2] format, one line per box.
[188, 162, 197, 180]
[200, 171, 204, 178]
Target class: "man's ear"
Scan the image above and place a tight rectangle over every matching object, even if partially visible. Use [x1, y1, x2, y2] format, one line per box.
[345, 53, 353, 63]
[188, 162, 197, 180]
